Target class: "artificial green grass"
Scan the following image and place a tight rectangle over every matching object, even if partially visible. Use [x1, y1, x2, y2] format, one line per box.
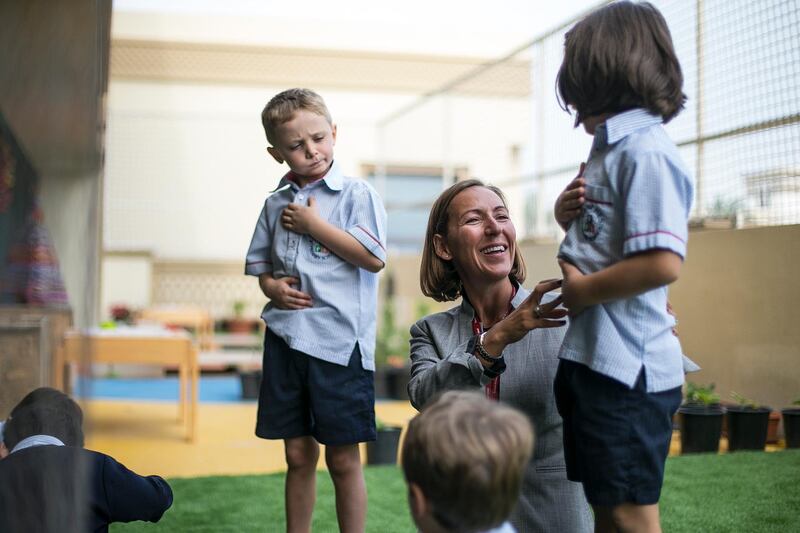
[112, 465, 413, 533]
[113, 451, 800, 532]
[660, 450, 800, 532]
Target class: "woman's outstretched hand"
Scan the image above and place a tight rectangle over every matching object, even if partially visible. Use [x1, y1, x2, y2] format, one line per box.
[481, 279, 567, 356]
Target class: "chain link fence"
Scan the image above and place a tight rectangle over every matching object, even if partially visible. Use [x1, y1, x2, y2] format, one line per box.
[376, 0, 800, 241]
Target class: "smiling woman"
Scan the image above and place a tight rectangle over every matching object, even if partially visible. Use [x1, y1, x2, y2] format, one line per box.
[408, 179, 593, 532]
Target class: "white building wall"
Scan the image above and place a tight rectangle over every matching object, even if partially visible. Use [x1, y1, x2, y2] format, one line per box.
[104, 81, 417, 261]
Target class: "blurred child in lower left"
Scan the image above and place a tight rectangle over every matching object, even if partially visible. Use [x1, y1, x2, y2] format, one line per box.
[0, 387, 173, 533]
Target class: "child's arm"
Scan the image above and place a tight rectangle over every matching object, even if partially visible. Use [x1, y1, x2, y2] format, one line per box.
[280, 196, 385, 272]
[258, 273, 313, 310]
[554, 163, 586, 231]
[560, 148, 693, 315]
[559, 251, 681, 315]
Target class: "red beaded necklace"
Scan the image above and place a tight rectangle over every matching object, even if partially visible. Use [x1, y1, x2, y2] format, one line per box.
[469, 284, 516, 401]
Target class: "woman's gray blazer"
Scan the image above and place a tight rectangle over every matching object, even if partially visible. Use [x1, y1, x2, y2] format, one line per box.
[407, 287, 593, 533]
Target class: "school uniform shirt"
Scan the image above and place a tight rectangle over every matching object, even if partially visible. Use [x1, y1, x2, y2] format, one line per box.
[558, 108, 694, 393]
[481, 521, 517, 533]
[245, 161, 387, 370]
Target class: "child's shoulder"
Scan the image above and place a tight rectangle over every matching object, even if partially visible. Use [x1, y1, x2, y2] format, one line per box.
[264, 182, 292, 203]
[610, 124, 685, 173]
[340, 175, 380, 195]
[337, 176, 385, 211]
[615, 123, 678, 158]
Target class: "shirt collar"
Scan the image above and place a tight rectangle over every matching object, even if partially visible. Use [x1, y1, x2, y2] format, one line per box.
[10, 434, 65, 454]
[480, 521, 517, 533]
[272, 160, 343, 192]
[597, 108, 663, 146]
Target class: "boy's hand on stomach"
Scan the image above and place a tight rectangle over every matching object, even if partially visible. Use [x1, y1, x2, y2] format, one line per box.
[281, 197, 320, 235]
[266, 276, 313, 310]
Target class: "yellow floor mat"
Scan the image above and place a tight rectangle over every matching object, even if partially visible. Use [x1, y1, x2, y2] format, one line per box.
[84, 400, 785, 479]
[83, 399, 417, 478]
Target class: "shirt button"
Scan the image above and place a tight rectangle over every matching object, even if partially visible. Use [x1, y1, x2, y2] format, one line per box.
[298, 194, 305, 201]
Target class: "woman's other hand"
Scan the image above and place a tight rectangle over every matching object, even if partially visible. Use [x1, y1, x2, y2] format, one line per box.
[554, 163, 586, 231]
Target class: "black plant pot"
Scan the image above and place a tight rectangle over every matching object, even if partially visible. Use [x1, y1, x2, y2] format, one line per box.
[373, 367, 389, 399]
[366, 427, 402, 465]
[782, 408, 800, 449]
[678, 404, 724, 454]
[384, 366, 410, 401]
[726, 406, 771, 451]
[239, 370, 262, 400]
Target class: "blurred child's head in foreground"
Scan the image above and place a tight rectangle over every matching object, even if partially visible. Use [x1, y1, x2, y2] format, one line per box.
[402, 390, 534, 533]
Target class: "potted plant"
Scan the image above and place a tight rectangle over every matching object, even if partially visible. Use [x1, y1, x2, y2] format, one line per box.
[239, 368, 262, 400]
[726, 392, 772, 452]
[678, 382, 724, 454]
[109, 304, 133, 325]
[366, 419, 402, 465]
[781, 398, 800, 449]
[374, 297, 411, 400]
[227, 300, 255, 334]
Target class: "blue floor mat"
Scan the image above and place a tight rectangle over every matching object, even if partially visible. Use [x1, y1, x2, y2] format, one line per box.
[80, 376, 253, 403]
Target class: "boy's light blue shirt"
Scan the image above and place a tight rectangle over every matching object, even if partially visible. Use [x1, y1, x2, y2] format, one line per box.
[558, 108, 694, 392]
[245, 161, 387, 370]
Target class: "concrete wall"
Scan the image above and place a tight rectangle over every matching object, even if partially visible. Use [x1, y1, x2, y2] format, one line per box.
[519, 225, 800, 410]
[0, 0, 110, 327]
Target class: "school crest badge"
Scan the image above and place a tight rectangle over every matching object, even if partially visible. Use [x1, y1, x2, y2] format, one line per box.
[581, 204, 603, 241]
[309, 238, 331, 259]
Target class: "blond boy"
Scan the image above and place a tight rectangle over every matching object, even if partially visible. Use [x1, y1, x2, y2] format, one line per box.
[246, 88, 387, 532]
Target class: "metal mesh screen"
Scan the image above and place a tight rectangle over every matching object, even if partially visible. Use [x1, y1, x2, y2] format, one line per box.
[377, 0, 800, 240]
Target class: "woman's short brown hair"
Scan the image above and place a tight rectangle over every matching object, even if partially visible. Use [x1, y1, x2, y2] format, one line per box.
[420, 179, 526, 302]
[402, 390, 534, 532]
[556, 1, 686, 126]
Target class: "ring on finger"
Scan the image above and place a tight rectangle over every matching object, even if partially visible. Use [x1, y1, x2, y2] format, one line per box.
[533, 305, 543, 319]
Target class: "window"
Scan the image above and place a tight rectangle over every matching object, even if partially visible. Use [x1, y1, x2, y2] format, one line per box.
[364, 165, 458, 252]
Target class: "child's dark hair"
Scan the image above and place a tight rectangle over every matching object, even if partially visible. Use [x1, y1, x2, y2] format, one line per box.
[3, 387, 84, 450]
[556, 1, 686, 126]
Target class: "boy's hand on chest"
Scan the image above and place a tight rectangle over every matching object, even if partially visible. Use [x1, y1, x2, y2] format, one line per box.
[281, 196, 321, 235]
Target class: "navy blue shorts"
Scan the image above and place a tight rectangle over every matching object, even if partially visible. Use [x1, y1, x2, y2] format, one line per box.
[554, 359, 681, 507]
[255, 329, 376, 446]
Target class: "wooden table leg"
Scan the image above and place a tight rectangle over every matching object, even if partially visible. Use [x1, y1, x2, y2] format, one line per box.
[189, 345, 198, 442]
[178, 361, 186, 423]
[53, 343, 65, 392]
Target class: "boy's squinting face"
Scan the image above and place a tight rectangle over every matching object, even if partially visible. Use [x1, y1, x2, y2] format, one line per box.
[268, 109, 336, 182]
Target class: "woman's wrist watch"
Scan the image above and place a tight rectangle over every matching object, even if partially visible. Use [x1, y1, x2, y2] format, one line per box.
[468, 332, 506, 379]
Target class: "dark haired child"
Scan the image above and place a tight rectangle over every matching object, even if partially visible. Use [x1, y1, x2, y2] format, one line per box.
[552, 2, 693, 532]
[0, 388, 172, 533]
